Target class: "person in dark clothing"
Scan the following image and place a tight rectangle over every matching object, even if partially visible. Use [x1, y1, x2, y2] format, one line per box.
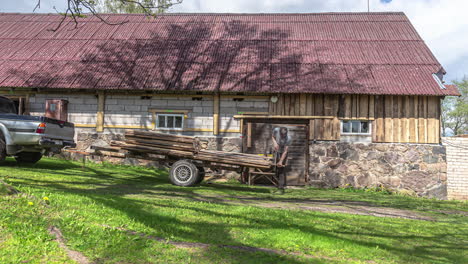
[272, 127, 291, 191]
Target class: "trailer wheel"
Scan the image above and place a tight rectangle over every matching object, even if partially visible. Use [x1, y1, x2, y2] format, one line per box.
[169, 160, 200, 187]
[15, 152, 43, 164]
[195, 167, 205, 184]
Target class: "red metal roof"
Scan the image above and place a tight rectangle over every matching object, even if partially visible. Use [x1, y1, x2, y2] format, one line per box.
[0, 12, 459, 95]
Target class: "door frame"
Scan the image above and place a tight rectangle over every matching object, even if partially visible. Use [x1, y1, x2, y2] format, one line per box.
[241, 118, 310, 185]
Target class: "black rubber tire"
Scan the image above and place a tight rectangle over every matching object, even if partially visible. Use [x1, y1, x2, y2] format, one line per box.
[0, 133, 6, 163]
[195, 167, 205, 184]
[15, 152, 43, 164]
[169, 160, 200, 187]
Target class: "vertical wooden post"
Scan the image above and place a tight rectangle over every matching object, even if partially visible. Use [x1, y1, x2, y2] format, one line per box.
[24, 94, 30, 115]
[309, 119, 315, 140]
[213, 93, 220, 135]
[18, 97, 24, 115]
[247, 122, 252, 148]
[96, 91, 105, 133]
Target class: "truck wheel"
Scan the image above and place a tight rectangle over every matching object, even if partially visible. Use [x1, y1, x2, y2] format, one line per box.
[0, 133, 6, 162]
[169, 160, 200, 187]
[195, 167, 205, 184]
[15, 152, 43, 164]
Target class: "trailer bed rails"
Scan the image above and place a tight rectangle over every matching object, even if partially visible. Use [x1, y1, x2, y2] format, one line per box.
[89, 130, 276, 186]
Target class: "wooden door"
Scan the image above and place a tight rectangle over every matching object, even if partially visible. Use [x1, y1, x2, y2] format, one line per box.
[242, 122, 308, 186]
[45, 99, 68, 121]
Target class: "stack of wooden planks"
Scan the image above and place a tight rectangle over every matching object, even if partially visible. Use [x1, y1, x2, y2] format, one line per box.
[106, 130, 272, 169]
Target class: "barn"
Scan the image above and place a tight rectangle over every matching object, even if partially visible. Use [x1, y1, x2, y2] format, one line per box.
[0, 12, 460, 197]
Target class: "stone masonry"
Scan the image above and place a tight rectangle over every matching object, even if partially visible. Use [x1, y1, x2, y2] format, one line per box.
[309, 142, 447, 199]
[443, 137, 468, 200]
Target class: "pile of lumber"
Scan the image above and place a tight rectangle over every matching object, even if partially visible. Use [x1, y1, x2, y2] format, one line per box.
[107, 130, 272, 169]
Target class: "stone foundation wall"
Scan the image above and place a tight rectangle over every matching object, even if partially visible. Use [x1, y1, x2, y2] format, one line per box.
[309, 142, 447, 199]
[443, 137, 468, 200]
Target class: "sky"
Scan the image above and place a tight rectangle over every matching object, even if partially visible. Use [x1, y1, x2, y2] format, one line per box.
[1, 0, 467, 83]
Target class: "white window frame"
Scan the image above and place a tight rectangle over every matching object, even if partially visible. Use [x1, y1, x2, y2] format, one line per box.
[341, 120, 372, 135]
[156, 113, 184, 130]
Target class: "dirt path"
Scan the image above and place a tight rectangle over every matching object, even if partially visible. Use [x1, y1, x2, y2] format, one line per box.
[1, 182, 92, 264]
[149, 191, 435, 221]
[48, 226, 91, 264]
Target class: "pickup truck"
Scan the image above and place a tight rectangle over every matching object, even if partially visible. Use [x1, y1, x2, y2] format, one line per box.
[0, 96, 76, 164]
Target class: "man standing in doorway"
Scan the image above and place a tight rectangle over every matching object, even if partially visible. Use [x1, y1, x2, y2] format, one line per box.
[272, 126, 292, 192]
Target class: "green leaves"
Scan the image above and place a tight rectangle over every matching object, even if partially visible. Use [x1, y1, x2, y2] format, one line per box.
[443, 78, 468, 135]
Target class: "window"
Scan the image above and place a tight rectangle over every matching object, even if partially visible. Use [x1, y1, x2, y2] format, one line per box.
[156, 114, 184, 130]
[341, 120, 371, 135]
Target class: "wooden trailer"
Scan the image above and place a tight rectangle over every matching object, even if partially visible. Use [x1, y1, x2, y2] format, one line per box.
[89, 130, 275, 186]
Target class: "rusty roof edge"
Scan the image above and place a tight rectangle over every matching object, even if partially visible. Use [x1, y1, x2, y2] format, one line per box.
[0, 85, 456, 97]
[443, 84, 461, 96]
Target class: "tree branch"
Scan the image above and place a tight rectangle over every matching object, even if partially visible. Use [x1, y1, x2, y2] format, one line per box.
[36, 0, 183, 31]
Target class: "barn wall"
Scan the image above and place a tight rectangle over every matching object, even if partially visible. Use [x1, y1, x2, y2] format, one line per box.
[373, 95, 440, 144]
[268, 94, 341, 141]
[29, 93, 98, 125]
[267, 94, 442, 144]
[3, 92, 442, 145]
[16, 92, 269, 139]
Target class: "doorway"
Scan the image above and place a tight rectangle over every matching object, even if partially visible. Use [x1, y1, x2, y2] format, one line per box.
[242, 122, 308, 186]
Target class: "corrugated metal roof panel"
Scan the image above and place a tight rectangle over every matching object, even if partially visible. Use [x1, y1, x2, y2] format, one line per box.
[0, 12, 455, 95]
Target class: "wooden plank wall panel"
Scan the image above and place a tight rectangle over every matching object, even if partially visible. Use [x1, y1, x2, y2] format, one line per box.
[374, 95, 385, 142]
[384, 96, 393, 142]
[314, 95, 325, 140]
[372, 95, 441, 144]
[427, 96, 440, 144]
[418, 96, 427, 143]
[408, 96, 417, 143]
[392, 96, 400, 143]
[269, 94, 338, 141]
[401, 96, 408, 143]
[369, 96, 375, 119]
[268, 94, 440, 144]
[323, 95, 332, 140]
[339, 95, 374, 120]
[359, 95, 369, 119]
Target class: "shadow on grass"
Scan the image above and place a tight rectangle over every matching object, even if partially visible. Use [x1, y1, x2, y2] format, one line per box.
[2, 158, 467, 264]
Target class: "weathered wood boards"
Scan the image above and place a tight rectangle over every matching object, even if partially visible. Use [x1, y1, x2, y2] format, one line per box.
[268, 94, 441, 144]
[372, 95, 440, 144]
[108, 130, 273, 169]
[269, 94, 340, 141]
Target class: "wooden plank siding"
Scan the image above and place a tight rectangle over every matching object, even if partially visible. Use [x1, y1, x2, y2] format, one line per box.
[268, 94, 441, 144]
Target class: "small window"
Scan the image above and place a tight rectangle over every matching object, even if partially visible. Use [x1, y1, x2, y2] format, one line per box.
[341, 120, 371, 135]
[156, 114, 184, 130]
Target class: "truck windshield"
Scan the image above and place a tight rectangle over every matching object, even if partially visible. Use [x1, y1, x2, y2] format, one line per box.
[0, 97, 17, 114]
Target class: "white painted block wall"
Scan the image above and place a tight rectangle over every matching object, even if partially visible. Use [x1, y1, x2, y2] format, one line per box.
[26, 93, 270, 134]
[443, 137, 468, 200]
[29, 93, 98, 124]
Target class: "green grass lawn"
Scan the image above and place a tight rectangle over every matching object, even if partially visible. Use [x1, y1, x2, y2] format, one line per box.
[1, 157, 467, 264]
